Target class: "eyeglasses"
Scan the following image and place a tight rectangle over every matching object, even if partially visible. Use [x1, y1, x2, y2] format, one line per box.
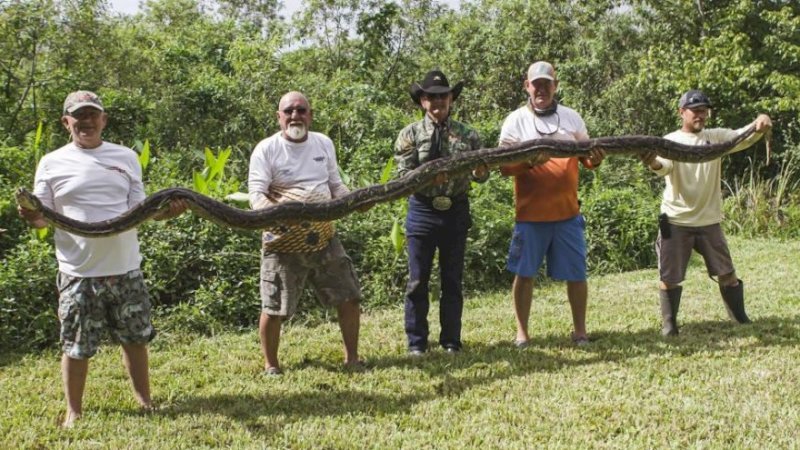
[281, 107, 308, 115]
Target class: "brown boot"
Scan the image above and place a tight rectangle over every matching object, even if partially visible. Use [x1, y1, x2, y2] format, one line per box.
[660, 287, 682, 336]
[719, 279, 751, 324]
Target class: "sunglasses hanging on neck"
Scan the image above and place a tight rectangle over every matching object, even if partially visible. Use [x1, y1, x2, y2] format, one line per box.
[530, 99, 560, 136]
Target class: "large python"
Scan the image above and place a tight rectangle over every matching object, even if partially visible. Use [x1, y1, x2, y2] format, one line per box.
[16, 127, 760, 237]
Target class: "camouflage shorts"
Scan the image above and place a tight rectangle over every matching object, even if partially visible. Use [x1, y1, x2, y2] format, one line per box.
[261, 237, 362, 317]
[57, 269, 156, 359]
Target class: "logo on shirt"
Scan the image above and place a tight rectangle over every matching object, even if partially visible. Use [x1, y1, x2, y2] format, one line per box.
[105, 166, 128, 175]
[313, 156, 325, 163]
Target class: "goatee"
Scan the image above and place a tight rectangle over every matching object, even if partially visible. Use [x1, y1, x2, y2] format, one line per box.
[286, 123, 307, 141]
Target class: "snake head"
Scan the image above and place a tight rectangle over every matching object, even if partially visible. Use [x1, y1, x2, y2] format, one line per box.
[15, 187, 42, 211]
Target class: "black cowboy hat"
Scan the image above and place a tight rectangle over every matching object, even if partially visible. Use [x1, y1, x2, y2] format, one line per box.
[409, 70, 464, 105]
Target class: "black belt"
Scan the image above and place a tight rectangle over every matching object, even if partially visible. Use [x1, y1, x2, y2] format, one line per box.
[412, 193, 468, 211]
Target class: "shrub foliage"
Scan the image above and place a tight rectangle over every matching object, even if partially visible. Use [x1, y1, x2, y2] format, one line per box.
[1, 0, 799, 350]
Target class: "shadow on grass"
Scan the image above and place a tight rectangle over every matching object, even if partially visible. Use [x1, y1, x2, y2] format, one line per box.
[155, 313, 798, 433]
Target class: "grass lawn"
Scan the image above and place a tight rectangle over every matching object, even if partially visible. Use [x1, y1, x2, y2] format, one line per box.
[1, 237, 799, 449]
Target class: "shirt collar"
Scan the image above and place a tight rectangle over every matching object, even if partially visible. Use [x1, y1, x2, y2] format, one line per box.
[423, 114, 450, 130]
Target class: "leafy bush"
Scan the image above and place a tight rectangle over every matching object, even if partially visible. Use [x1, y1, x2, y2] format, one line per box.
[581, 178, 660, 274]
[0, 239, 59, 350]
[723, 143, 800, 239]
[0, 145, 37, 255]
[338, 201, 408, 308]
[463, 175, 515, 291]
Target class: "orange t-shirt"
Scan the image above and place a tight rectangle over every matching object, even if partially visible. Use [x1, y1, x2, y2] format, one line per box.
[500, 157, 595, 222]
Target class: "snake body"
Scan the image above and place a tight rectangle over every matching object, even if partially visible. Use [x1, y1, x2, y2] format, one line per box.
[16, 127, 758, 237]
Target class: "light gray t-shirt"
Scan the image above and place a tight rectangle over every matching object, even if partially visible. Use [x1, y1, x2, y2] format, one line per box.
[33, 142, 145, 277]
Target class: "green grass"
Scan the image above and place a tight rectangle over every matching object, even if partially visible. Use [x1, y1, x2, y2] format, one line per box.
[2, 237, 799, 449]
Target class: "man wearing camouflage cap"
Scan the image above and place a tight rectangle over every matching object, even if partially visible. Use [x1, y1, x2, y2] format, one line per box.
[18, 90, 187, 427]
[640, 89, 772, 336]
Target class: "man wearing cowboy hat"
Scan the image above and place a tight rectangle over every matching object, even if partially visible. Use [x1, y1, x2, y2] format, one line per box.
[640, 89, 772, 336]
[499, 61, 605, 348]
[394, 70, 489, 355]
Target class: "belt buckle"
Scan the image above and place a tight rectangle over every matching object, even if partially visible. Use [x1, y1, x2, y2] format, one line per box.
[431, 196, 452, 211]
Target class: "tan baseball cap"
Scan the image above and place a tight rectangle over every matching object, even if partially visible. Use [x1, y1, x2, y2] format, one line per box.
[527, 61, 556, 81]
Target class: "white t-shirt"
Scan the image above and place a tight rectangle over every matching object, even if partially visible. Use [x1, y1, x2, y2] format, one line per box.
[33, 142, 145, 277]
[652, 126, 763, 226]
[248, 131, 349, 207]
[499, 103, 589, 144]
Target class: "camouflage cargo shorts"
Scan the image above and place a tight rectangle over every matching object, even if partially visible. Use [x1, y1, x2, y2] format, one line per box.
[57, 269, 156, 359]
[260, 237, 362, 317]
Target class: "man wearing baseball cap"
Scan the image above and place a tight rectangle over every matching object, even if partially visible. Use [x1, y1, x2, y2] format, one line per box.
[499, 61, 605, 348]
[640, 89, 772, 336]
[18, 90, 187, 427]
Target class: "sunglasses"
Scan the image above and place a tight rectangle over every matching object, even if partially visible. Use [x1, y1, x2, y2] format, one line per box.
[281, 107, 308, 115]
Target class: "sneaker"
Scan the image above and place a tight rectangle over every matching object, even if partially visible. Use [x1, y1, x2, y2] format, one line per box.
[408, 348, 426, 356]
[443, 346, 461, 354]
[514, 339, 531, 349]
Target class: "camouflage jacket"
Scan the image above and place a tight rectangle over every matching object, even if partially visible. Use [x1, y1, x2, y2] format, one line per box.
[394, 115, 486, 197]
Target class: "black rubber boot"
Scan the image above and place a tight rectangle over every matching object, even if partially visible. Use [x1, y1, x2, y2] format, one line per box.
[719, 279, 751, 324]
[660, 287, 682, 336]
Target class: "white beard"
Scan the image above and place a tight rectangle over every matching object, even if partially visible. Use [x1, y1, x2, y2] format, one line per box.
[285, 123, 308, 141]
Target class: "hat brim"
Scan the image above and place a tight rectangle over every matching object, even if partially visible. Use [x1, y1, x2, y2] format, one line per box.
[410, 81, 464, 106]
[65, 102, 104, 114]
[529, 74, 555, 82]
[682, 102, 712, 110]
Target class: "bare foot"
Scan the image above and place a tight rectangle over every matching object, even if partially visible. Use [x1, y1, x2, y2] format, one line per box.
[61, 411, 81, 429]
[264, 366, 283, 376]
[140, 403, 158, 413]
[343, 360, 367, 372]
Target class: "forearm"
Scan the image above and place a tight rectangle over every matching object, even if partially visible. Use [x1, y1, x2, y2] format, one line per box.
[330, 183, 350, 199]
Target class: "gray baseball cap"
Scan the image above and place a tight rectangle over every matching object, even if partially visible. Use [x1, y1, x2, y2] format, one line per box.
[63, 91, 105, 114]
[679, 89, 713, 109]
[527, 61, 556, 81]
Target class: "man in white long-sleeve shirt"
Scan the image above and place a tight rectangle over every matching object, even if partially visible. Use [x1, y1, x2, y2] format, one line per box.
[248, 91, 362, 375]
[17, 91, 187, 428]
[641, 89, 772, 336]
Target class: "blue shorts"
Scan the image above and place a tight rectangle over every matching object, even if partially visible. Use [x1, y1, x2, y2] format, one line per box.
[506, 215, 587, 281]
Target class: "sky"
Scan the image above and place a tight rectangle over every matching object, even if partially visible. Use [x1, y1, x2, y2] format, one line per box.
[109, 0, 459, 17]
[109, 0, 308, 16]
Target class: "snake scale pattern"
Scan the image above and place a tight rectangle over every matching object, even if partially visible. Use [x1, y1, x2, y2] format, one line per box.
[16, 127, 757, 237]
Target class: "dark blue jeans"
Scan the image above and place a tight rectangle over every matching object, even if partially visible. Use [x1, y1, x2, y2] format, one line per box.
[404, 195, 471, 351]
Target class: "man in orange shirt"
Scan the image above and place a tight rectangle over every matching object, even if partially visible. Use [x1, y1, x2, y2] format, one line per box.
[499, 61, 605, 347]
